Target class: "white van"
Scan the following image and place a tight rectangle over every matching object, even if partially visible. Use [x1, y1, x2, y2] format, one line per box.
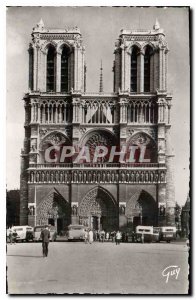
[67, 225, 86, 241]
[135, 226, 153, 243]
[159, 226, 176, 243]
[11, 226, 34, 242]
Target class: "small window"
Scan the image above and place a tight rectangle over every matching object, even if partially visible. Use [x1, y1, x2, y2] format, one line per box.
[130, 47, 138, 92]
[61, 46, 69, 92]
[46, 46, 56, 92]
[144, 46, 153, 92]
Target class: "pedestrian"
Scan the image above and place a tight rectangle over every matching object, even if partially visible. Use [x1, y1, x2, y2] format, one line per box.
[115, 230, 122, 245]
[100, 230, 105, 242]
[12, 229, 18, 245]
[88, 229, 94, 244]
[106, 232, 109, 242]
[141, 233, 144, 244]
[41, 225, 50, 257]
[8, 229, 13, 245]
[84, 229, 88, 244]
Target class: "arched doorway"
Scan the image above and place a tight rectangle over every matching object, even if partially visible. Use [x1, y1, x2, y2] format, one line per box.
[126, 190, 158, 229]
[79, 186, 118, 231]
[36, 188, 70, 234]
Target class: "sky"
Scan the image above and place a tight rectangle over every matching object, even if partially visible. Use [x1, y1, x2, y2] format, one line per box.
[6, 6, 190, 206]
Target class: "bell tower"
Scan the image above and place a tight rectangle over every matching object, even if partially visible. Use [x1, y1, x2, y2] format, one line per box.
[113, 20, 175, 226]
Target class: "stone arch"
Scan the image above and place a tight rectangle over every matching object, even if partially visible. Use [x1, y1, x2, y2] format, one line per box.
[126, 189, 157, 226]
[126, 131, 157, 163]
[142, 42, 155, 52]
[79, 128, 117, 147]
[36, 188, 70, 231]
[39, 131, 71, 163]
[79, 129, 117, 163]
[127, 42, 142, 54]
[42, 41, 58, 53]
[79, 186, 118, 231]
[57, 41, 72, 54]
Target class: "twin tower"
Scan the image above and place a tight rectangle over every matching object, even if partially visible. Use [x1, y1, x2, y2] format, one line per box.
[20, 19, 175, 233]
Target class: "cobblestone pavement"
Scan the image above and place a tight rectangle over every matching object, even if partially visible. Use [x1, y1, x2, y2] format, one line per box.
[7, 241, 189, 294]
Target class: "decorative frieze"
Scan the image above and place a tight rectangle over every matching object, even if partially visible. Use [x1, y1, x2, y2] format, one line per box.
[28, 169, 166, 184]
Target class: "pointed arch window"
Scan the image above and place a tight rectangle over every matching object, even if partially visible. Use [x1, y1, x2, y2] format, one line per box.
[47, 46, 56, 92]
[61, 46, 69, 92]
[130, 47, 138, 92]
[144, 46, 153, 92]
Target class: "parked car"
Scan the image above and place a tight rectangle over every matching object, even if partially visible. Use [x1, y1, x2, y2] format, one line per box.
[135, 226, 153, 243]
[67, 225, 86, 241]
[34, 225, 57, 242]
[11, 226, 34, 242]
[159, 226, 176, 243]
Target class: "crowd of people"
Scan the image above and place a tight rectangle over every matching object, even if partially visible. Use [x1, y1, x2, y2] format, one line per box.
[7, 228, 18, 245]
[83, 229, 129, 245]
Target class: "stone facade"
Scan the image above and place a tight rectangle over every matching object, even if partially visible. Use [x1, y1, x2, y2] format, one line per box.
[20, 19, 175, 233]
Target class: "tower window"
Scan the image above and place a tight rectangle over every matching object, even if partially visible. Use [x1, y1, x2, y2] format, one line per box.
[46, 46, 56, 92]
[61, 46, 69, 92]
[144, 46, 152, 92]
[131, 47, 138, 92]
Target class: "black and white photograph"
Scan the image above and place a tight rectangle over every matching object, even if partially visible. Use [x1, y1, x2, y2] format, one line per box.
[5, 5, 190, 295]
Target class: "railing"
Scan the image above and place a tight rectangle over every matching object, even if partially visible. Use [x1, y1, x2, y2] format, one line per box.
[29, 162, 164, 169]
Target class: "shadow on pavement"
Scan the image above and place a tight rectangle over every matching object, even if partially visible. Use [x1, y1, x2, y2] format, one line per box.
[7, 255, 43, 258]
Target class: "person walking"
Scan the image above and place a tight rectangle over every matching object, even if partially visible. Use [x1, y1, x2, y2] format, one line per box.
[106, 232, 109, 242]
[115, 230, 122, 245]
[88, 229, 94, 244]
[8, 228, 13, 245]
[41, 225, 50, 257]
[84, 229, 88, 244]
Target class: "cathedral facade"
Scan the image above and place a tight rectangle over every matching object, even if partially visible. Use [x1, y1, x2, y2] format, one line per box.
[20, 19, 175, 233]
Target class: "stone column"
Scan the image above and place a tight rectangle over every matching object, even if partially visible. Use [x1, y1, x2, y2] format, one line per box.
[158, 184, 167, 226]
[33, 45, 38, 91]
[56, 52, 61, 92]
[138, 51, 144, 93]
[165, 125, 175, 225]
[121, 45, 125, 91]
[159, 48, 164, 90]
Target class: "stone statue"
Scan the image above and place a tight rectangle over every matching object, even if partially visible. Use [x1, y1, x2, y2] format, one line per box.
[64, 172, 67, 183]
[46, 171, 49, 182]
[136, 172, 139, 182]
[31, 172, 34, 183]
[120, 205, 125, 215]
[97, 172, 101, 183]
[145, 172, 149, 182]
[131, 172, 135, 182]
[88, 171, 92, 183]
[72, 205, 78, 216]
[121, 172, 125, 183]
[160, 172, 165, 182]
[140, 172, 144, 182]
[83, 172, 86, 183]
[60, 171, 63, 183]
[41, 172, 45, 182]
[79, 171, 82, 182]
[36, 172, 40, 182]
[50, 172, 54, 182]
[107, 171, 111, 182]
[102, 171, 106, 182]
[150, 172, 154, 182]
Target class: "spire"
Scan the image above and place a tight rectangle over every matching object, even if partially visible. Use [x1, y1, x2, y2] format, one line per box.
[153, 18, 160, 30]
[99, 60, 103, 93]
[38, 18, 44, 27]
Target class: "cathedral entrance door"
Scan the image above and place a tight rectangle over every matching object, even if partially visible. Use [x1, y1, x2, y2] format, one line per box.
[57, 218, 63, 235]
[91, 216, 99, 230]
[79, 187, 118, 232]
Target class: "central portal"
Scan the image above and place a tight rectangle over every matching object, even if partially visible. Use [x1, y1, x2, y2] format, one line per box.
[79, 186, 118, 231]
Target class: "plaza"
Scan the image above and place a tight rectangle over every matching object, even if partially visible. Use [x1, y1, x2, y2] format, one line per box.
[7, 241, 189, 294]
